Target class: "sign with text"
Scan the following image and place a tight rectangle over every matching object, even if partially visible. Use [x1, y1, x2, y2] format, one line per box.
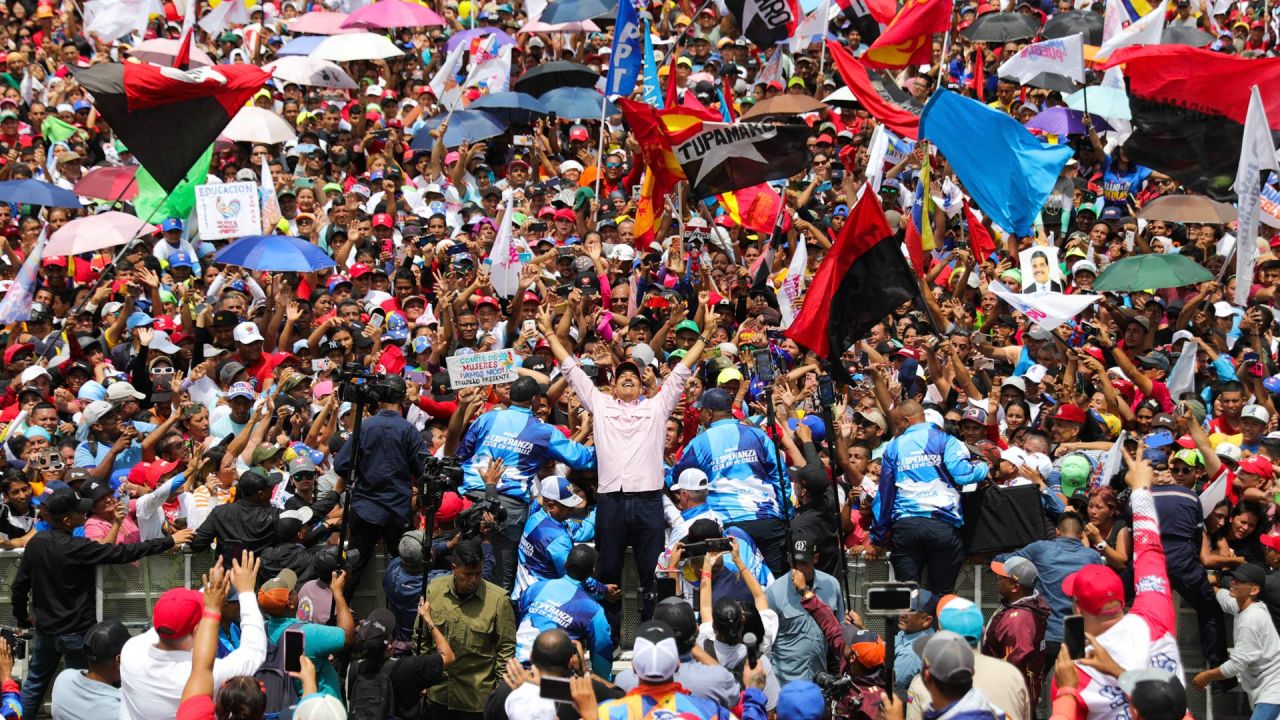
[446, 349, 519, 389]
[195, 182, 261, 240]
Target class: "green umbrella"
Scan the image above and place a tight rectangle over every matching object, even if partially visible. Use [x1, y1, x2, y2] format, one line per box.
[1092, 254, 1214, 292]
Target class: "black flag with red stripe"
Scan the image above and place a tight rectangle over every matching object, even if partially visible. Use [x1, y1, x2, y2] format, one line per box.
[72, 63, 269, 192]
[785, 189, 919, 383]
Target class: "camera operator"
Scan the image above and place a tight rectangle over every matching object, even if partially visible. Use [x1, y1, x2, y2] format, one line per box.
[333, 372, 428, 592]
[795, 574, 887, 720]
[429, 462, 505, 581]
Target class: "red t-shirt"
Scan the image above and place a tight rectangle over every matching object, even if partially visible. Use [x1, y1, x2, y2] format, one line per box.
[176, 695, 214, 720]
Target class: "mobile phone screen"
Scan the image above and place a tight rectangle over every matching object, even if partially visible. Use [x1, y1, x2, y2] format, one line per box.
[284, 628, 305, 673]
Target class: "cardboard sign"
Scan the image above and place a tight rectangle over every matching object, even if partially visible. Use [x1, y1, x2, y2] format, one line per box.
[446, 349, 519, 389]
[195, 182, 261, 240]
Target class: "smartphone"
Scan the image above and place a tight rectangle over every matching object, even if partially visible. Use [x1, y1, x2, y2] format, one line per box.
[554, 284, 573, 298]
[404, 369, 428, 384]
[0, 628, 26, 660]
[683, 541, 708, 558]
[311, 358, 330, 373]
[754, 351, 774, 384]
[283, 628, 305, 673]
[705, 537, 732, 552]
[530, 222, 548, 234]
[513, 134, 532, 147]
[539, 675, 575, 703]
[655, 575, 678, 601]
[865, 583, 916, 613]
[368, 309, 386, 330]
[523, 319, 537, 335]
[382, 239, 393, 256]
[1064, 614, 1086, 659]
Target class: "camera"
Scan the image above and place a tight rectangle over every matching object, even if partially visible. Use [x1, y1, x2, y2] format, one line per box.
[336, 363, 404, 404]
[814, 671, 854, 700]
[457, 497, 507, 538]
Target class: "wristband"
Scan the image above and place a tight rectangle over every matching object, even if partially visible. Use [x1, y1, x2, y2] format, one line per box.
[202, 609, 222, 622]
[1054, 687, 1081, 703]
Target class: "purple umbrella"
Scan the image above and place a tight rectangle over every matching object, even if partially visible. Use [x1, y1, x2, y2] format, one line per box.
[446, 27, 516, 51]
[1025, 107, 1113, 136]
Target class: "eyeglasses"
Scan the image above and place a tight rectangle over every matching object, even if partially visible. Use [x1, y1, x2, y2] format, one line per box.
[605, 162, 621, 168]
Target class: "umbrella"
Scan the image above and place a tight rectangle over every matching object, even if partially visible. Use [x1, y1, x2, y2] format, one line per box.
[264, 56, 358, 89]
[0, 179, 81, 208]
[74, 166, 139, 201]
[221, 107, 298, 144]
[446, 27, 516, 51]
[287, 11, 355, 34]
[740, 93, 828, 120]
[277, 35, 327, 56]
[1092, 253, 1214, 292]
[45, 211, 157, 257]
[340, 0, 445, 29]
[539, 0, 616, 24]
[961, 12, 1039, 42]
[467, 92, 548, 124]
[411, 110, 507, 150]
[1162, 25, 1214, 47]
[1042, 11, 1103, 44]
[1065, 84, 1130, 120]
[514, 61, 599, 97]
[214, 234, 337, 272]
[129, 38, 215, 67]
[822, 86, 858, 107]
[538, 87, 617, 120]
[1137, 194, 1237, 224]
[1022, 71, 1081, 93]
[519, 18, 602, 32]
[310, 32, 404, 61]
[1025, 107, 1112, 135]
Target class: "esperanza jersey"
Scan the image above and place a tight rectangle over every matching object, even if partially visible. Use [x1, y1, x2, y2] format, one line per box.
[514, 506, 573, 600]
[515, 576, 614, 678]
[457, 406, 596, 499]
[674, 418, 786, 524]
[1061, 488, 1184, 720]
[871, 421, 989, 545]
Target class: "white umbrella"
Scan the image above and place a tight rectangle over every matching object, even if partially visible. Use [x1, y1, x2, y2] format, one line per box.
[823, 86, 857, 106]
[309, 32, 403, 62]
[221, 106, 298, 144]
[45, 211, 158, 257]
[264, 56, 358, 89]
[128, 38, 215, 68]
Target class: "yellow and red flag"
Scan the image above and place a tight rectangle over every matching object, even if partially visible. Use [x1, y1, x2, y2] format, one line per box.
[862, 0, 953, 69]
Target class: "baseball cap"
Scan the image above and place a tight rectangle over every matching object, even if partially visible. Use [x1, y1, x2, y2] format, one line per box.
[399, 529, 428, 568]
[1063, 564, 1125, 616]
[44, 487, 93, 517]
[84, 621, 131, 663]
[540, 476, 583, 508]
[1260, 533, 1280, 552]
[289, 455, 318, 475]
[1118, 669, 1187, 720]
[82, 400, 116, 425]
[294, 694, 348, 720]
[152, 588, 203, 638]
[673, 468, 709, 492]
[790, 536, 815, 564]
[1053, 403, 1087, 424]
[1230, 562, 1267, 587]
[106, 381, 146, 403]
[960, 406, 988, 425]
[160, 218, 183, 232]
[695, 388, 734, 412]
[913, 631, 975, 683]
[632, 621, 680, 682]
[237, 467, 284, 496]
[227, 382, 256, 401]
[371, 212, 394, 228]
[233, 322, 264, 345]
[990, 557, 1039, 587]
[509, 376, 546, 403]
[79, 478, 113, 503]
[1239, 454, 1274, 478]
[776, 682, 825, 720]
[1243, 404, 1271, 424]
[935, 595, 984, 643]
[1216, 442, 1243, 466]
[844, 626, 886, 668]
[855, 409, 888, 432]
[355, 607, 397, 651]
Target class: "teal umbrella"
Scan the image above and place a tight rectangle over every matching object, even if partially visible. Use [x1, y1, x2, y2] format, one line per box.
[1092, 254, 1213, 292]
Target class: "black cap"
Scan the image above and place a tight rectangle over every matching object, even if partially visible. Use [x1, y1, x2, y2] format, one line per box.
[212, 311, 239, 328]
[84, 621, 131, 663]
[573, 272, 600, 294]
[509, 376, 546, 403]
[45, 487, 93, 517]
[615, 360, 643, 380]
[1151, 413, 1177, 431]
[237, 467, 284, 496]
[355, 607, 396, 650]
[1120, 670, 1187, 720]
[790, 536, 815, 563]
[79, 479, 113, 503]
[696, 388, 734, 412]
[431, 372, 455, 400]
[1230, 562, 1267, 587]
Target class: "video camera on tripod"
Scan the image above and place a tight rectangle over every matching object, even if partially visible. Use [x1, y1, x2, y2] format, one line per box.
[336, 363, 405, 405]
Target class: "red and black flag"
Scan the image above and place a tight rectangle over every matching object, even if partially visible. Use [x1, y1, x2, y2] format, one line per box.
[72, 63, 270, 192]
[785, 189, 920, 383]
[725, 0, 799, 50]
[1103, 46, 1280, 200]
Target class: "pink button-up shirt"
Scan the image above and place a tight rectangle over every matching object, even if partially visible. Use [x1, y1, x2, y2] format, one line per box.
[561, 356, 691, 494]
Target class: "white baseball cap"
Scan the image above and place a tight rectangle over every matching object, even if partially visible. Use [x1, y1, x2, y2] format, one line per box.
[233, 322, 264, 345]
[673, 468, 709, 492]
[540, 476, 583, 508]
[1243, 404, 1271, 424]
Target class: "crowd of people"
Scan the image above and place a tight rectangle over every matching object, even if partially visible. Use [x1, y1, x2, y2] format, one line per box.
[0, 0, 1273, 717]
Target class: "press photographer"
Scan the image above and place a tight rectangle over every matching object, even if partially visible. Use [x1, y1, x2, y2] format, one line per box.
[333, 365, 430, 592]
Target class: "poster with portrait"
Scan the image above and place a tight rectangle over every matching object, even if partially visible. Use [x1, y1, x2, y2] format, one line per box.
[1019, 245, 1064, 293]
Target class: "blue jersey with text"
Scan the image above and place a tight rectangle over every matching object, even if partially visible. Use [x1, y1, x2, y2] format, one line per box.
[674, 419, 786, 524]
[514, 506, 573, 600]
[457, 406, 596, 499]
[871, 422, 989, 545]
[516, 576, 614, 678]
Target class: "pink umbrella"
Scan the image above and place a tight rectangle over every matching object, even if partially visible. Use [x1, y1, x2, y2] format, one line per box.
[340, 0, 445, 29]
[129, 38, 215, 68]
[287, 11, 358, 34]
[45, 211, 158, 257]
[73, 166, 139, 201]
[519, 18, 601, 32]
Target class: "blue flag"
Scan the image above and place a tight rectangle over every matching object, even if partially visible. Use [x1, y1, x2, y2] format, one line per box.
[0, 230, 45, 324]
[641, 18, 662, 108]
[919, 89, 1074, 237]
[605, 0, 643, 98]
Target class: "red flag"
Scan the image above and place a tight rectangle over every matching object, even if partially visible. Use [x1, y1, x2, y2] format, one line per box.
[664, 52, 680, 108]
[972, 43, 986, 101]
[965, 201, 996, 258]
[722, 73, 737, 121]
[862, 0, 953, 68]
[826, 41, 921, 139]
[904, 218, 925, 276]
[174, 29, 194, 69]
[865, 0, 897, 23]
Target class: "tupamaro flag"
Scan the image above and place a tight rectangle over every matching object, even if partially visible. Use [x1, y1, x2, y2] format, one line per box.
[785, 189, 920, 382]
[725, 0, 799, 51]
[671, 120, 811, 198]
[72, 63, 270, 192]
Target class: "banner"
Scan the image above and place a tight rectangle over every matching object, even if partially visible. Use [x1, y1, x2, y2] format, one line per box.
[446, 349, 519, 389]
[671, 121, 811, 198]
[1234, 85, 1279, 307]
[605, 0, 643, 97]
[195, 181, 261, 240]
[988, 280, 1099, 330]
[1098, 0, 1166, 58]
[998, 34, 1085, 84]
[778, 239, 808, 327]
[1166, 340, 1197, 400]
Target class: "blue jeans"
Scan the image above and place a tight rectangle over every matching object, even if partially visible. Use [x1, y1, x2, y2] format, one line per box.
[1252, 703, 1280, 720]
[22, 630, 87, 717]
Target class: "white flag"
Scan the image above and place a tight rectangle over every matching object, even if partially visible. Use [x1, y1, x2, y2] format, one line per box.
[1234, 86, 1279, 308]
[486, 195, 522, 297]
[988, 280, 1100, 331]
[998, 34, 1085, 84]
[1098, 431, 1127, 489]
[1200, 470, 1229, 519]
[1101, 0, 1127, 46]
[1166, 340, 1198, 401]
[777, 241, 808, 327]
[83, 0, 163, 41]
[790, 0, 833, 53]
[1099, 0, 1167, 58]
[428, 43, 467, 103]
[199, 0, 249, 35]
[259, 157, 281, 234]
[866, 125, 889, 193]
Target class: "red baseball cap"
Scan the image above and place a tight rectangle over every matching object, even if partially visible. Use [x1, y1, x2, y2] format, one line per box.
[1062, 564, 1125, 616]
[349, 263, 372, 279]
[1240, 455, 1274, 478]
[372, 213, 394, 228]
[436, 492, 471, 523]
[1053, 403, 1087, 424]
[475, 295, 500, 310]
[1260, 533, 1280, 552]
[41, 256, 66, 267]
[152, 587, 203, 638]
[553, 208, 576, 223]
[1175, 433, 1197, 449]
[568, 125, 589, 142]
[523, 291, 542, 305]
[152, 316, 176, 332]
[4, 343, 32, 363]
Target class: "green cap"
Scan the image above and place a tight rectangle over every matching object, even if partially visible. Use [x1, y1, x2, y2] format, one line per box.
[1058, 454, 1093, 498]
[250, 443, 284, 466]
[667, 349, 688, 361]
[674, 320, 701, 335]
[574, 186, 595, 209]
[322, 182, 343, 194]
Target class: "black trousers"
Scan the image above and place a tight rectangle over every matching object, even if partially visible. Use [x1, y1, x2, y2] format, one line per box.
[595, 491, 666, 645]
[346, 511, 407, 596]
[726, 518, 790, 577]
[1171, 566, 1227, 668]
[889, 517, 964, 595]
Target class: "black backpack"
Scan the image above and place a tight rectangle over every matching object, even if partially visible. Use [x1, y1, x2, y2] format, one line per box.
[345, 658, 399, 720]
[255, 631, 301, 720]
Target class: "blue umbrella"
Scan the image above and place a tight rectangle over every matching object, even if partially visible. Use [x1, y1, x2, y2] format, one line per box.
[467, 91, 548, 124]
[538, 87, 617, 120]
[0, 179, 81, 208]
[445, 27, 516, 51]
[540, 0, 616, 23]
[214, 234, 336, 272]
[277, 35, 327, 56]
[410, 109, 507, 150]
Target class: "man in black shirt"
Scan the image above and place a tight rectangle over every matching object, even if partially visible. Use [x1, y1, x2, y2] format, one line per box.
[0, 472, 36, 548]
[350, 605, 452, 716]
[190, 467, 282, 570]
[12, 487, 192, 717]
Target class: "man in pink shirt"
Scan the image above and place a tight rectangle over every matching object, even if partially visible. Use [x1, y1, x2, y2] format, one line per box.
[536, 300, 718, 644]
[80, 479, 140, 545]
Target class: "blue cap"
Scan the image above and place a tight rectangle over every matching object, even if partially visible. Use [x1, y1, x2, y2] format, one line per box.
[1265, 374, 1280, 395]
[776, 682, 824, 720]
[832, 204, 849, 218]
[169, 252, 196, 268]
[937, 596, 984, 643]
[411, 336, 431, 354]
[695, 388, 734, 411]
[161, 218, 183, 232]
[126, 312, 153, 330]
[382, 312, 409, 342]
[72, 100, 90, 112]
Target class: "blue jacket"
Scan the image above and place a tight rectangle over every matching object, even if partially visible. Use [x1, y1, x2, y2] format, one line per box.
[383, 557, 423, 643]
[514, 507, 573, 600]
[997, 536, 1102, 643]
[457, 406, 596, 500]
[516, 576, 614, 678]
[333, 410, 428, 526]
[674, 418, 787, 524]
[871, 422, 989, 545]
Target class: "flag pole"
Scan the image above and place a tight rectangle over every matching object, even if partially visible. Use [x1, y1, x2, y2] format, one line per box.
[592, 98, 609, 202]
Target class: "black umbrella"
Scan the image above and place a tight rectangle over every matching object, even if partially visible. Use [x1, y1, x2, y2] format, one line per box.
[1042, 10, 1103, 44]
[514, 60, 600, 97]
[1023, 71, 1082, 93]
[961, 12, 1040, 42]
[1162, 25, 1214, 46]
